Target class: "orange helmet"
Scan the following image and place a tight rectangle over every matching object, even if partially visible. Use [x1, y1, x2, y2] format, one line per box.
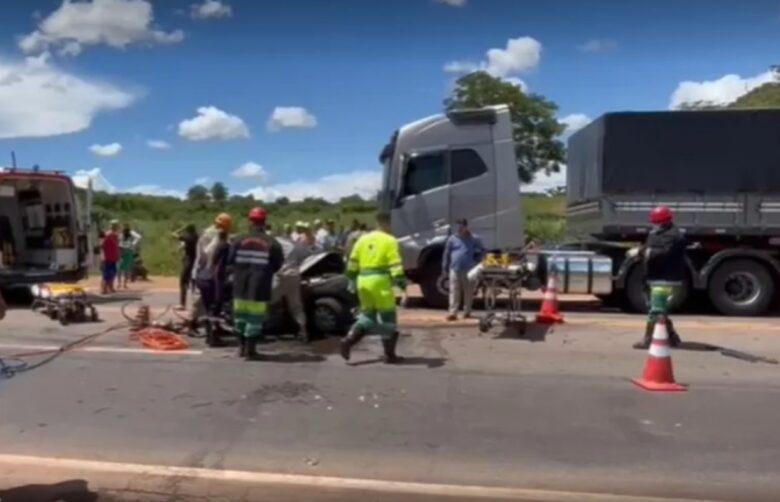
[214, 213, 233, 231]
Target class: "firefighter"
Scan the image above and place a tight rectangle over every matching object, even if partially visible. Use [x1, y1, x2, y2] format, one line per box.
[229, 207, 284, 361]
[632, 205, 685, 349]
[340, 212, 406, 364]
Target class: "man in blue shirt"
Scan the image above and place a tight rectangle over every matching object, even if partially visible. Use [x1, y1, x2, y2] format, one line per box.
[442, 219, 484, 321]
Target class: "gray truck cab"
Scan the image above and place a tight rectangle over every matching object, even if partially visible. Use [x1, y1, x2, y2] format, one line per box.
[378, 105, 525, 307]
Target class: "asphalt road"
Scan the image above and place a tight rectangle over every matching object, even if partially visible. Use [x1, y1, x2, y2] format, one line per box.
[1, 292, 779, 501]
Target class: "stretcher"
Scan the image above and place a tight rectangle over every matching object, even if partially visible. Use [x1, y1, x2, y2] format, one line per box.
[472, 253, 528, 334]
[31, 283, 99, 325]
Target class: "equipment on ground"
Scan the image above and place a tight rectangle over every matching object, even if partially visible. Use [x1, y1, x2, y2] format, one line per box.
[30, 283, 98, 325]
[475, 253, 530, 335]
[377, 107, 780, 316]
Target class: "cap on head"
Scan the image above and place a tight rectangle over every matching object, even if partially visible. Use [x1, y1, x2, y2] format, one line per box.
[248, 207, 267, 224]
[214, 213, 233, 232]
[649, 205, 673, 225]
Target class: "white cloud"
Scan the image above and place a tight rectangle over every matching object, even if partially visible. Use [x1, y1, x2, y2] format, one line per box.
[19, 0, 183, 56]
[443, 60, 480, 74]
[89, 142, 122, 156]
[232, 161, 269, 180]
[669, 71, 774, 109]
[435, 0, 467, 7]
[194, 176, 210, 185]
[0, 56, 135, 139]
[523, 166, 567, 194]
[123, 184, 185, 198]
[190, 0, 232, 19]
[178, 106, 249, 141]
[267, 106, 317, 132]
[72, 168, 116, 192]
[503, 77, 527, 91]
[485, 37, 541, 77]
[444, 36, 541, 81]
[246, 170, 381, 202]
[72, 168, 184, 198]
[146, 139, 170, 149]
[577, 39, 617, 53]
[559, 113, 591, 134]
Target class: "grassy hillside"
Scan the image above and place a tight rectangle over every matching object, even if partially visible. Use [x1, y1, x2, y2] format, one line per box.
[729, 82, 780, 108]
[93, 192, 567, 275]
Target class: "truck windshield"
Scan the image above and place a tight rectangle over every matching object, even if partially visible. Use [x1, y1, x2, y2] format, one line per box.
[378, 130, 398, 213]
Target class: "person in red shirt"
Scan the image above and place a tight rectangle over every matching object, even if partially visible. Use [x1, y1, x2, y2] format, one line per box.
[101, 221, 121, 294]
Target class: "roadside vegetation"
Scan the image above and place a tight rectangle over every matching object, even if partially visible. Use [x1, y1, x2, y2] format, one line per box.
[93, 191, 567, 276]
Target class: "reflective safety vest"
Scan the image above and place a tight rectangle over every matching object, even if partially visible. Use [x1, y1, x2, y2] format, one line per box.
[347, 230, 405, 286]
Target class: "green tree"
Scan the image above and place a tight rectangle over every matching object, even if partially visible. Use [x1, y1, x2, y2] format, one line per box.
[186, 184, 210, 202]
[444, 71, 565, 183]
[211, 182, 228, 203]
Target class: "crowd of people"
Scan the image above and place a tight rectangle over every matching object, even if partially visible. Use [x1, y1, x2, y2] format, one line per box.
[98, 220, 142, 295]
[168, 208, 404, 362]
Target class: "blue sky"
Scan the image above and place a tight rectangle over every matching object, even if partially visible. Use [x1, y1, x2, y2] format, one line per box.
[0, 0, 778, 199]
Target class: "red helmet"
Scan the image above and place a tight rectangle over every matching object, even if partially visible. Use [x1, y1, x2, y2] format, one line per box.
[248, 207, 267, 223]
[649, 205, 673, 224]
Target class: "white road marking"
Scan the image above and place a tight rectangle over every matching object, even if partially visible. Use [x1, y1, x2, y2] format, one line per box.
[0, 343, 203, 356]
[0, 454, 716, 502]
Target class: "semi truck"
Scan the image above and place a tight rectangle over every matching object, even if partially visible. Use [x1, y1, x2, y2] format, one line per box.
[379, 105, 780, 316]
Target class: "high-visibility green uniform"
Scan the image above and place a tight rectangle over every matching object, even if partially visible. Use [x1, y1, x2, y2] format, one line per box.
[648, 283, 675, 322]
[346, 230, 406, 340]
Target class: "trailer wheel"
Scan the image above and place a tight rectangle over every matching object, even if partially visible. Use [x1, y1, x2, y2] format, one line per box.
[420, 259, 449, 309]
[624, 265, 689, 313]
[707, 259, 774, 316]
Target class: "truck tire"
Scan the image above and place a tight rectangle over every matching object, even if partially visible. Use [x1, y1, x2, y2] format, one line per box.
[707, 259, 774, 316]
[624, 265, 689, 313]
[420, 259, 449, 309]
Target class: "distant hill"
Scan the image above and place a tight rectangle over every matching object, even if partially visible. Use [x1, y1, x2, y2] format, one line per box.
[729, 82, 780, 109]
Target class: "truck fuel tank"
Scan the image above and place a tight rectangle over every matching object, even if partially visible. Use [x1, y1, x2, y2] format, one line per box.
[540, 251, 613, 295]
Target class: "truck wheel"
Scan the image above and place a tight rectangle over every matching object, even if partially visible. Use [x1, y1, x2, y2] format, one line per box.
[420, 260, 449, 309]
[707, 259, 774, 316]
[624, 265, 689, 313]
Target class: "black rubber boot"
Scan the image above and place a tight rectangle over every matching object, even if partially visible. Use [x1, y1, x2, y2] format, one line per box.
[237, 337, 246, 358]
[340, 327, 365, 361]
[632, 321, 654, 350]
[245, 338, 259, 361]
[382, 331, 402, 364]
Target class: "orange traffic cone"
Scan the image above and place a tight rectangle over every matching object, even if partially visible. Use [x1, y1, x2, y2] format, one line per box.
[632, 316, 686, 392]
[535, 271, 564, 324]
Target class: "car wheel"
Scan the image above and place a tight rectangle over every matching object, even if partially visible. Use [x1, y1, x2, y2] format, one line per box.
[420, 258, 448, 309]
[624, 265, 689, 313]
[312, 297, 346, 335]
[707, 259, 774, 316]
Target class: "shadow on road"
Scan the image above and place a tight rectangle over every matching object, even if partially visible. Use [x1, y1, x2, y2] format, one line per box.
[0, 479, 100, 502]
[493, 322, 552, 343]
[676, 341, 719, 352]
[349, 356, 447, 368]
[257, 352, 327, 363]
